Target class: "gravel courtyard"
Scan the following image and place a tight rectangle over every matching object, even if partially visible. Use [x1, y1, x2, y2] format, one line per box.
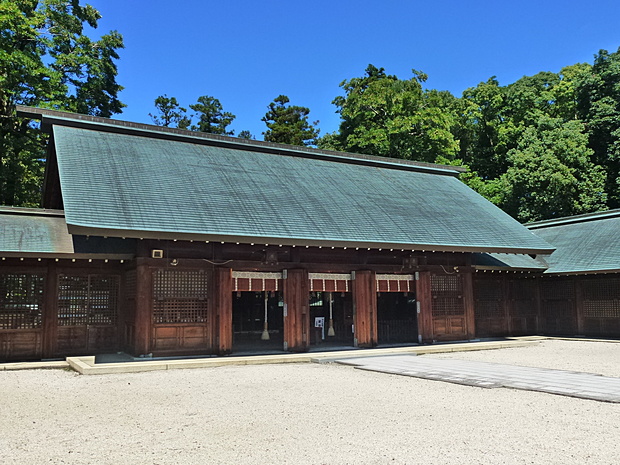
[2, 340, 620, 465]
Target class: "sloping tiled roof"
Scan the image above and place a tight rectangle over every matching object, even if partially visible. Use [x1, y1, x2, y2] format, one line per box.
[48, 121, 554, 254]
[0, 207, 136, 258]
[0, 207, 74, 255]
[526, 210, 620, 274]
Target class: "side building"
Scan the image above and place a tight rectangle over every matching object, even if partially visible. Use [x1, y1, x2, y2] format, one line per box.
[473, 210, 620, 338]
[0, 107, 553, 361]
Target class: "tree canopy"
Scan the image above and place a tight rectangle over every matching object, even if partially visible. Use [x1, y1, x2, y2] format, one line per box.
[320, 65, 458, 163]
[262, 95, 319, 146]
[0, 0, 124, 206]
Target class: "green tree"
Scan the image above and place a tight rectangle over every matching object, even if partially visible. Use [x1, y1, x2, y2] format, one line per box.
[577, 48, 620, 207]
[0, 0, 124, 206]
[237, 130, 254, 140]
[262, 95, 319, 146]
[189, 95, 235, 135]
[322, 65, 458, 163]
[500, 117, 606, 222]
[149, 95, 190, 129]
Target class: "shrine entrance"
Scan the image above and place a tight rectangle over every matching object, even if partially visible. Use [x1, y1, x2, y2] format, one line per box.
[376, 274, 419, 345]
[231, 272, 284, 352]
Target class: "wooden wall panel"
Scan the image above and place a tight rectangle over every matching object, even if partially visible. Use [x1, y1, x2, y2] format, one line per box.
[214, 267, 233, 354]
[283, 269, 309, 352]
[352, 270, 377, 348]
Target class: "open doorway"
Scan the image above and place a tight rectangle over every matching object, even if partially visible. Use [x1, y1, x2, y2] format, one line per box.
[309, 291, 354, 347]
[232, 291, 284, 352]
[377, 292, 418, 345]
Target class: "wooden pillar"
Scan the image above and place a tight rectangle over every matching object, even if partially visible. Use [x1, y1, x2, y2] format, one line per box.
[574, 277, 584, 335]
[282, 269, 309, 352]
[534, 278, 542, 334]
[42, 261, 58, 359]
[214, 267, 233, 354]
[352, 270, 377, 348]
[462, 270, 476, 340]
[417, 271, 433, 343]
[502, 276, 512, 336]
[133, 259, 152, 356]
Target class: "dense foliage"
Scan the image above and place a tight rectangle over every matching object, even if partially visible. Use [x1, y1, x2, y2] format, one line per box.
[0, 0, 124, 206]
[261, 95, 319, 146]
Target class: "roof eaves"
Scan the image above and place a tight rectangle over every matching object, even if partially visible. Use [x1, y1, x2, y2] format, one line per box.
[66, 223, 557, 255]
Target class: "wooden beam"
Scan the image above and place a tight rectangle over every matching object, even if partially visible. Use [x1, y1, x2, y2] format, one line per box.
[214, 267, 233, 354]
[574, 277, 585, 335]
[133, 259, 152, 356]
[352, 270, 377, 348]
[42, 261, 58, 359]
[282, 269, 309, 352]
[462, 270, 476, 339]
[417, 271, 433, 343]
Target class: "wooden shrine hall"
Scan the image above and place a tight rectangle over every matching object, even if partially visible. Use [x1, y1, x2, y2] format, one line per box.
[0, 106, 559, 361]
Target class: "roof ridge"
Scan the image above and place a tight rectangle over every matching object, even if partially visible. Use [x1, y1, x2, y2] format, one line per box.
[17, 105, 465, 176]
[526, 208, 620, 229]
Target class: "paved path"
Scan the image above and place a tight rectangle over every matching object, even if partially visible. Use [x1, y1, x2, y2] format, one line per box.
[337, 355, 620, 403]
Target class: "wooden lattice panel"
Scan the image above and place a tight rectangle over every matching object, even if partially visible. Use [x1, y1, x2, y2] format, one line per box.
[431, 275, 464, 317]
[152, 270, 208, 324]
[58, 275, 119, 327]
[541, 279, 575, 301]
[510, 279, 537, 317]
[581, 278, 620, 319]
[0, 274, 44, 330]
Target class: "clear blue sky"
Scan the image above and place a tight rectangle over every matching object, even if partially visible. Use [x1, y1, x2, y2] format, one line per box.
[88, 0, 620, 140]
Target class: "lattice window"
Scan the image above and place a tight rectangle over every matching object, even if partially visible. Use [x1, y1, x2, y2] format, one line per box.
[0, 274, 44, 330]
[582, 277, 620, 318]
[431, 274, 464, 317]
[541, 279, 574, 301]
[58, 275, 119, 326]
[582, 277, 620, 301]
[153, 270, 208, 324]
[475, 279, 503, 318]
[510, 279, 537, 317]
[431, 275, 461, 293]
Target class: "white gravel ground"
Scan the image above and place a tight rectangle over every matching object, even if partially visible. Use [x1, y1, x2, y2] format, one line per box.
[2, 340, 620, 465]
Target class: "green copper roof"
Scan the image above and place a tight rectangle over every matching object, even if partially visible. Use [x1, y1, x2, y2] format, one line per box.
[51, 124, 554, 254]
[527, 210, 620, 274]
[0, 207, 74, 255]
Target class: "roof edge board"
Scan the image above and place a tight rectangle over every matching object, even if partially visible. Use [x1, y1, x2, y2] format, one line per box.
[66, 224, 556, 255]
[542, 268, 620, 276]
[0, 206, 65, 217]
[527, 208, 620, 229]
[17, 105, 464, 177]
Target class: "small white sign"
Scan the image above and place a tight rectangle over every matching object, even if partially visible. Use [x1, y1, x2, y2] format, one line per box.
[314, 317, 325, 328]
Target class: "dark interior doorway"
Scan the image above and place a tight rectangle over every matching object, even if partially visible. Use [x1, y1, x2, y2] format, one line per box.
[309, 291, 353, 347]
[377, 292, 418, 344]
[232, 291, 283, 352]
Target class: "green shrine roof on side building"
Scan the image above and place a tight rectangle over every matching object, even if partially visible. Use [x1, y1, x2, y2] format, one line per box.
[19, 107, 555, 255]
[526, 210, 620, 275]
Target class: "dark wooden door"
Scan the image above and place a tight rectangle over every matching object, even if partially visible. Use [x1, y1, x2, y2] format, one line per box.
[56, 274, 120, 356]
